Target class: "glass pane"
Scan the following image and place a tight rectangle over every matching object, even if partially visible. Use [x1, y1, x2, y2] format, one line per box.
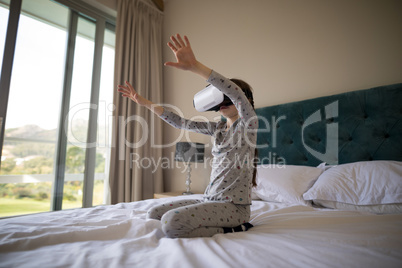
[0, 0, 68, 217]
[63, 16, 95, 210]
[93, 27, 115, 206]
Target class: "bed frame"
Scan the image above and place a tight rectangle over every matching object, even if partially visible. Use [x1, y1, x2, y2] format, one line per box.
[255, 83, 402, 166]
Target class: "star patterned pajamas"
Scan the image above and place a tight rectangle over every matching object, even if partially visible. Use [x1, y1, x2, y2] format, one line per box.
[147, 70, 258, 238]
[147, 199, 250, 238]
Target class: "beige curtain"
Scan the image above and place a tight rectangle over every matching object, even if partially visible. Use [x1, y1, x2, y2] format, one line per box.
[109, 0, 164, 203]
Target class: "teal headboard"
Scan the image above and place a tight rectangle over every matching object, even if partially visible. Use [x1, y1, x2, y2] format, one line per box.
[255, 83, 402, 166]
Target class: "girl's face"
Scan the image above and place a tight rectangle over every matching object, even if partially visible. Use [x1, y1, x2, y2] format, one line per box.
[219, 104, 238, 118]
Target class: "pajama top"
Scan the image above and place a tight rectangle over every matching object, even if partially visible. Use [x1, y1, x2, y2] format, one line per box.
[160, 70, 258, 205]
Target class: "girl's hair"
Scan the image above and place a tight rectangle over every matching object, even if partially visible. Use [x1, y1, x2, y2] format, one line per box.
[230, 78, 255, 109]
[230, 78, 258, 187]
[251, 148, 258, 187]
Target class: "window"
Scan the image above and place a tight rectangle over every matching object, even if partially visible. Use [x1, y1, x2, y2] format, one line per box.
[0, 0, 115, 217]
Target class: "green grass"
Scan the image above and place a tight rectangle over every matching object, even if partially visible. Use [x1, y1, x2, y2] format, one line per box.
[0, 198, 82, 217]
[0, 181, 105, 217]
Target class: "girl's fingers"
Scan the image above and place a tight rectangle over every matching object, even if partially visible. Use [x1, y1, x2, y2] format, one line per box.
[118, 90, 130, 96]
[125, 81, 139, 95]
[183, 35, 191, 47]
[117, 88, 123, 93]
[118, 81, 141, 102]
[168, 34, 189, 53]
[118, 85, 133, 94]
[164, 61, 180, 68]
[125, 81, 135, 91]
[170, 35, 181, 49]
[176, 34, 186, 47]
[117, 86, 129, 93]
[167, 42, 177, 52]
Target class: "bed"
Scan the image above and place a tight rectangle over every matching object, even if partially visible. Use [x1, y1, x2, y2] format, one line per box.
[1, 83, 401, 268]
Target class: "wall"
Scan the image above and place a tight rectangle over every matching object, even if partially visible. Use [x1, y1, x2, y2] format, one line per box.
[162, 0, 402, 192]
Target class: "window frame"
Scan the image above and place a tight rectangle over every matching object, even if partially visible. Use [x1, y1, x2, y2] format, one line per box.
[0, 0, 115, 213]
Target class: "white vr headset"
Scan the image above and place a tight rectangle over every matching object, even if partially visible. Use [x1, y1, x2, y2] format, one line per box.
[193, 84, 232, 112]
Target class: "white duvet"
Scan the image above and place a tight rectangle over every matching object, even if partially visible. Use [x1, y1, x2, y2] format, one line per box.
[0, 195, 401, 268]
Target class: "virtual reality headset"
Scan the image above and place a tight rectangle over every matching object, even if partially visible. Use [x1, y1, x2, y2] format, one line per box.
[193, 84, 233, 112]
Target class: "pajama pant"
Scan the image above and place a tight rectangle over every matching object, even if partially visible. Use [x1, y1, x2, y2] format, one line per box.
[147, 199, 250, 238]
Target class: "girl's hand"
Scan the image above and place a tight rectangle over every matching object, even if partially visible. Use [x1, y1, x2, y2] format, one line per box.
[117, 81, 148, 106]
[165, 34, 212, 79]
[165, 34, 198, 71]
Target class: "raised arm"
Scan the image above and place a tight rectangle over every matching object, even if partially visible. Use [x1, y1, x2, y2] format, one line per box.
[165, 34, 257, 126]
[118, 34, 207, 116]
[164, 34, 212, 80]
[117, 80, 217, 136]
[117, 81, 164, 116]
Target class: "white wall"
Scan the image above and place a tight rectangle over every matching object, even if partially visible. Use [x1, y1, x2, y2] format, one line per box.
[162, 0, 402, 192]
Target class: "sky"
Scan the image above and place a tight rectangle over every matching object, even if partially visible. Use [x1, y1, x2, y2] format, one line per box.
[0, 5, 114, 131]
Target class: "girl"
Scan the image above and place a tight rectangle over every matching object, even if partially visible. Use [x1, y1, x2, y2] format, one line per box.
[118, 34, 258, 238]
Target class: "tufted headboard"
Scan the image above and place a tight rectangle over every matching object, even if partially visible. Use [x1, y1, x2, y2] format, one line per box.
[255, 83, 402, 166]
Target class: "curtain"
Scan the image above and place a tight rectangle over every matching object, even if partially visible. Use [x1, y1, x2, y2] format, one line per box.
[109, 0, 164, 203]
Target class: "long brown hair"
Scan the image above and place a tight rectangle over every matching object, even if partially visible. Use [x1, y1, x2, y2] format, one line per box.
[252, 148, 258, 187]
[230, 78, 258, 187]
[230, 78, 255, 109]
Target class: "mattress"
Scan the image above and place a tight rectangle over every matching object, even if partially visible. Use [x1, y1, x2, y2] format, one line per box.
[1, 194, 401, 268]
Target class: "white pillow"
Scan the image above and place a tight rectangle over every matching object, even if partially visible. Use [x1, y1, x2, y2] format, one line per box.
[253, 164, 323, 205]
[303, 161, 402, 206]
[316, 162, 335, 171]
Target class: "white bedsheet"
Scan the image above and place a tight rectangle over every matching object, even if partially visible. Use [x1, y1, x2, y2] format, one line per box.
[0, 195, 401, 268]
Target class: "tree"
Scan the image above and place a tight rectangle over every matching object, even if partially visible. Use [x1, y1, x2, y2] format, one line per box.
[66, 146, 85, 173]
[0, 158, 16, 174]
